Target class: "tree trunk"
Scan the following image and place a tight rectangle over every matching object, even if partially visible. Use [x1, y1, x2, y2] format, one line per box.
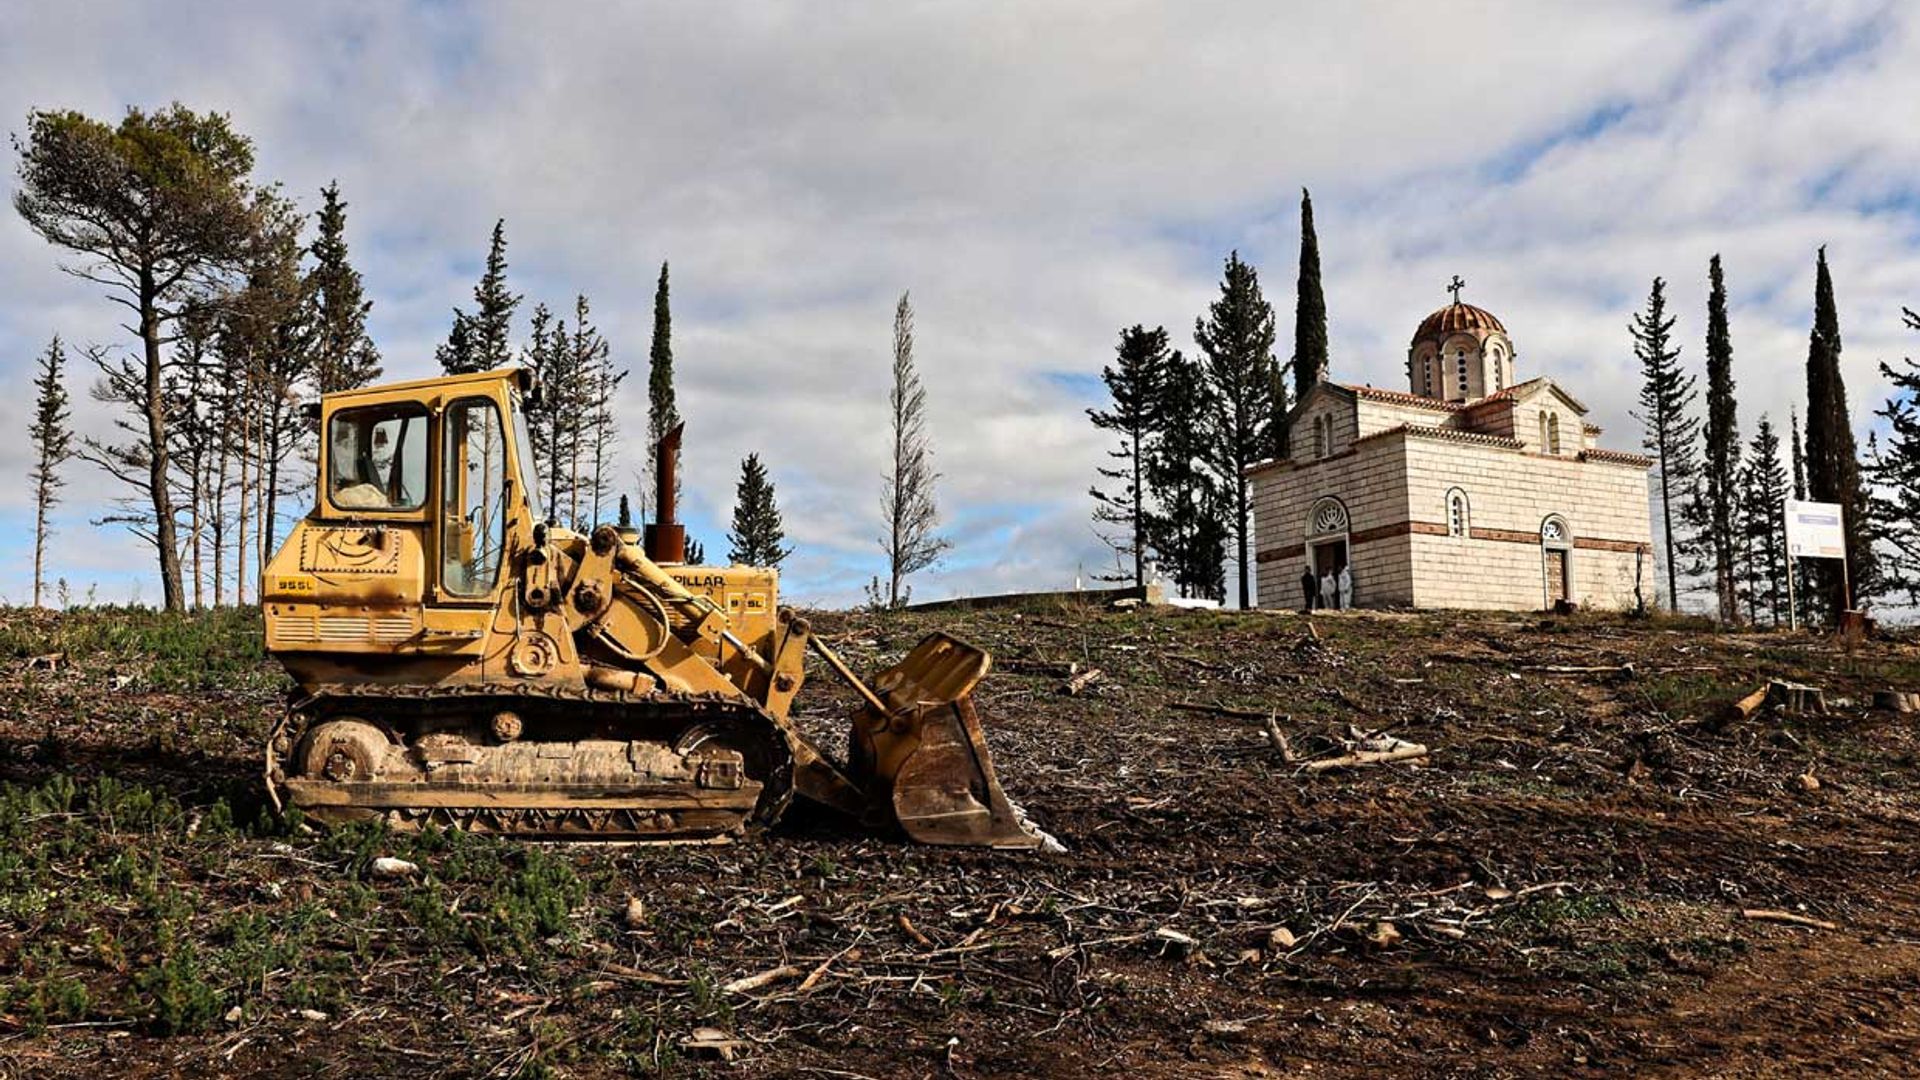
[33, 486, 48, 609]
[1659, 460, 1677, 612]
[142, 289, 185, 612]
[1130, 434, 1143, 589]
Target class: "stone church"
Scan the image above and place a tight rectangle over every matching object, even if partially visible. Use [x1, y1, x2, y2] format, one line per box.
[1250, 285, 1655, 612]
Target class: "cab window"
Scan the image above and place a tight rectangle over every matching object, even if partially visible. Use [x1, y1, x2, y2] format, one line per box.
[441, 397, 510, 596]
[328, 404, 428, 512]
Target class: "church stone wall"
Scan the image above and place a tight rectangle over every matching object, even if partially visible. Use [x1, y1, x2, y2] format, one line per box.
[1253, 430, 1653, 613]
[1400, 439, 1651, 610]
[1251, 436, 1415, 609]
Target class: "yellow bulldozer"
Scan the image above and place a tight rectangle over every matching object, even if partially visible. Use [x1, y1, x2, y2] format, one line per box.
[260, 366, 1048, 848]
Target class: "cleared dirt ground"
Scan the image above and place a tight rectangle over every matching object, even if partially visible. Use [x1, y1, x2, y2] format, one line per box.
[2, 603, 1919, 1078]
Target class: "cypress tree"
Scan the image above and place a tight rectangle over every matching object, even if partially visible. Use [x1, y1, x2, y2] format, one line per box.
[1088, 324, 1167, 586]
[308, 181, 382, 392]
[1194, 250, 1278, 608]
[618, 494, 632, 529]
[727, 453, 791, 568]
[1292, 188, 1328, 401]
[1143, 350, 1227, 601]
[1869, 307, 1920, 602]
[1802, 246, 1874, 615]
[1790, 409, 1807, 499]
[1698, 254, 1741, 622]
[646, 262, 679, 518]
[1630, 276, 1701, 612]
[30, 336, 72, 608]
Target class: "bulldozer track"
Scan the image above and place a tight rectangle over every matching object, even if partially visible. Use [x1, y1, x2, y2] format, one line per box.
[267, 681, 798, 840]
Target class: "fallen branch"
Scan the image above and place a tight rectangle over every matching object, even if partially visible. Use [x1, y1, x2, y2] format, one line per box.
[798, 946, 863, 993]
[1304, 742, 1429, 772]
[1062, 667, 1104, 695]
[1170, 701, 1273, 723]
[896, 912, 933, 947]
[722, 964, 804, 995]
[1741, 908, 1838, 931]
[1523, 663, 1637, 678]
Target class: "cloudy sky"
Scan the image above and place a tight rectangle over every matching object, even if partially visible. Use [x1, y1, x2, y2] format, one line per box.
[2, 1, 1916, 607]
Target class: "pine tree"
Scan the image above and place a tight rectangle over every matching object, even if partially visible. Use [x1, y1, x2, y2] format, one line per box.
[1740, 415, 1790, 624]
[1630, 277, 1700, 612]
[308, 181, 382, 392]
[29, 336, 72, 608]
[1193, 250, 1278, 608]
[438, 220, 519, 374]
[1695, 254, 1742, 622]
[727, 453, 791, 567]
[1143, 350, 1227, 601]
[1087, 324, 1166, 586]
[1292, 188, 1328, 402]
[1802, 246, 1875, 615]
[646, 262, 679, 519]
[618, 494, 632, 529]
[470, 220, 518, 369]
[14, 105, 262, 611]
[1869, 307, 1920, 602]
[1788, 407, 1815, 623]
[879, 292, 950, 606]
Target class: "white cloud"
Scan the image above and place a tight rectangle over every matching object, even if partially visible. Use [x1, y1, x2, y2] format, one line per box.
[1, 1, 1916, 607]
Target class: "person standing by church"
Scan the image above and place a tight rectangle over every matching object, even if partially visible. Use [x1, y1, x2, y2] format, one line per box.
[1300, 566, 1318, 612]
[1338, 563, 1353, 610]
[1319, 568, 1336, 612]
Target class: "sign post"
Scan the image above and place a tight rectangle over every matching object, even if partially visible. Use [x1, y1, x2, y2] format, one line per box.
[1782, 499, 1849, 630]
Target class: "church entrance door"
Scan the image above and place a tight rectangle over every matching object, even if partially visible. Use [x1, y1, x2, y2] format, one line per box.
[1545, 549, 1569, 606]
[1314, 540, 1346, 578]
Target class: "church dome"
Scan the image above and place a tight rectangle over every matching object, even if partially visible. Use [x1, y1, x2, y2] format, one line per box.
[1406, 280, 1515, 402]
[1412, 301, 1506, 345]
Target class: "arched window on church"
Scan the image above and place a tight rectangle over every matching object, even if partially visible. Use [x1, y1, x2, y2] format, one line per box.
[1445, 488, 1469, 537]
[1491, 345, 1504, 391]
[1456, 350, 1469, 396]
[1538, 410, 1550, 450]
[1548, 414, 1562, 455]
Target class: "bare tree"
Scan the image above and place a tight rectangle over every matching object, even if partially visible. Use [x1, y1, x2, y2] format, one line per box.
[30, 336, 73, 607]
[878, 292, 950, 607]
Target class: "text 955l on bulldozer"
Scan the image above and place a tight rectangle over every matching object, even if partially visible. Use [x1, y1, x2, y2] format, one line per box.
[260, 366, 1050, 849]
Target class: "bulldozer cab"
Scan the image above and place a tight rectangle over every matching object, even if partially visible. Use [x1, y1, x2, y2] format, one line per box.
[319, 367, 535, 601]
[264, 367, 543, 674]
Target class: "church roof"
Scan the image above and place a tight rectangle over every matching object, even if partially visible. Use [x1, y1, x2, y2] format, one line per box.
[1413, 301, 1506, 344]
[1337, 383, 1464, 411]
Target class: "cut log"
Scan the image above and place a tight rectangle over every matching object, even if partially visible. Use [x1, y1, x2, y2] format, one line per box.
[1741, 908, 1838, 931]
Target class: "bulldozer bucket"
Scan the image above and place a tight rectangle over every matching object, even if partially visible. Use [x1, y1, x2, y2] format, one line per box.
[847, 632, 1051, 849]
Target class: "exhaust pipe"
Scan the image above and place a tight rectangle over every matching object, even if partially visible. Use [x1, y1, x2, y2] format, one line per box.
[643, 422, 686, 564]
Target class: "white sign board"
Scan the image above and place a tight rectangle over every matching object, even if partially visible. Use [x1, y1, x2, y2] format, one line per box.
[1784, 499, 1847, 560]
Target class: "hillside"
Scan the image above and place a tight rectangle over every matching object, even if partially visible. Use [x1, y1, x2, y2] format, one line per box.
[2, 604, 1918, 1078]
